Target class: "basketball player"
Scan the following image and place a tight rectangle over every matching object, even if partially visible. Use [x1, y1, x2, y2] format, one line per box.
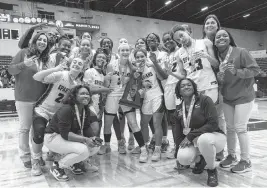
[31, 57, 85, 176]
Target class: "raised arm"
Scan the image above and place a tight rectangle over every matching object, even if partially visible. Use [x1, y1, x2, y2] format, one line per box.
[149, 53, 168, 80]
[33, 65, 64, 83]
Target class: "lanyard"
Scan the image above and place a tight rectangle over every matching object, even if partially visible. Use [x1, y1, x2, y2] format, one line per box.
[184, 40, 196, 66]
[182, 95, 195, 135]
[218, 46, 233, 72]
[74, 104, 85, 136]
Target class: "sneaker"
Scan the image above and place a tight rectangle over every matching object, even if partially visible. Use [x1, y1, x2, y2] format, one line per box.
[69, 163, 84, 175]
[216, 150, 224, 161]
[128, 136, 135, 150]
[219, 154, 238, 168]
[139, 146, 148, 163]
[39, 157, 45, 166]
[148, 139, 155, 151]
[174, 160, 190, 170]
[98, 145, 111, 155]
[23, 161, 32, 169]
[50, 162, 69, 182]
[76, 161, 87, 172]
[161, 140, 169, 153]
[167, 147, 176, 159]
[192, 155, 207, 174]
[151, 148, 161, 162]
[31, 159, 42, 176]
[118, 139, 127, 154]
[131, 146, 141, 154]
[231, 160, 252, 173]
[207, 168, 218, 187]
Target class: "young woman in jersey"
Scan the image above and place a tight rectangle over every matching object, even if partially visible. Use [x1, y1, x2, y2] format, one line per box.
[202, 14, 226, 161]
[48, 36, 72, 68]
[8, 32, 50, 168]
[214, 29, 260, 173]
[146, 33, 169, 153]
[173, 78, 225, 187]
[161, 31, 185, 158]
[44, 85, 101, 181]
[70, 38, 93, 70]
[71, 32, 95, 56]
[98, 44, 147, 161]
[172, 24, 219, 104]
[31, 57, 84, 176]
[100, 37, 119, 67]
[135, 48, 166, 162]
[83, 49, 112, 136]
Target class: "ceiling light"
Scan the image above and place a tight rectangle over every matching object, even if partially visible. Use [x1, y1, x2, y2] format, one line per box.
[165, 0, 172, 5]
[201, 6, 208, 11]
[243, 14, 250, 18]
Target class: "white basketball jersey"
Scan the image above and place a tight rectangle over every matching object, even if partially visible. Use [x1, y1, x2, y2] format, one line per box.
[178, 39, 218, 91]
[84, 68, 104, 86]
[108, 59, 131, 97]
[142, 65, 163, 101]
[35, 71, 76, 117]
[165, 49, 181, 85]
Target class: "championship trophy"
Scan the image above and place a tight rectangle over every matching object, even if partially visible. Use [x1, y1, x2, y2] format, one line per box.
[119, 62, 144, 109]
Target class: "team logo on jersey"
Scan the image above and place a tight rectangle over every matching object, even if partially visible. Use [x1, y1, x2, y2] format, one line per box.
[58, 85, 70, 93]
[142, 72, 153, 80]
[211, 81, 218, 85]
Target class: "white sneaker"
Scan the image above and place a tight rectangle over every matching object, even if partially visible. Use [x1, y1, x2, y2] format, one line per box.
[167, 147, 176, 159]
[131, 146, 141, 154]
[118, 139, 127, 154]
[98, 145, 111, 155]
[139, 146, 148, 163]
[31, 159, 42, 176]
[151, 148, 161, 162]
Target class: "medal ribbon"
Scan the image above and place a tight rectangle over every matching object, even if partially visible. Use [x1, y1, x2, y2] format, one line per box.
[74, 104, 85, 136]
[218, 46, 233, 72]
[182, 95, 195, 130]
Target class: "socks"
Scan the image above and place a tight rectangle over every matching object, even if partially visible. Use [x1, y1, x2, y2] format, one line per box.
[133, 131, 145, 148]
[104, 133, 111, 144]
[162, 136, 168, 143]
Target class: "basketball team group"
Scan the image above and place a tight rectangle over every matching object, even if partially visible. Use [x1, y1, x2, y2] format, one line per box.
[8, 13, 261, 187]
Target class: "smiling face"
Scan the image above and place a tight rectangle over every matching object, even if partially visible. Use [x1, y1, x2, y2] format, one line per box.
[162, 33, 176, 52]
[173, 30, 191, 46]
[204, 18, 219, 37]
[118, 44, 130, 59]
[146, 34, 159, 51]
[82, 32, 92, 41]
[136, 39, 146, 50]
[36, 34, 48, 53]
[101, 38, 112, 51]
[135, 51, 146, 67]
[70, 58, 84, 73]
[95, 53, 107, 68]
[76, 87, 91, 106]
[180, 79, 194, 98]
[80, 39, 91, 54]
[58, 39, 71, 55]
[215, 30, 230, 50]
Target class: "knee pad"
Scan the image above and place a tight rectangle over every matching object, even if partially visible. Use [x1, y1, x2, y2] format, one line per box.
[33, 116, 48, 144]
[177, 147, 196, 165]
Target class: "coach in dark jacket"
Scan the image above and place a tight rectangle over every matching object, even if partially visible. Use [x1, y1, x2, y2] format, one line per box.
[171, 78, 226, 187]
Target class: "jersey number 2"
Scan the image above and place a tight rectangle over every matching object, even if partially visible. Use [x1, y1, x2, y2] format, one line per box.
[171, 62, 177, 72]
[55, 93, 65, 103]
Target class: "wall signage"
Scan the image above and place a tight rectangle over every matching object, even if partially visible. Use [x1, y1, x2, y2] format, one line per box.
[10, 15, 100, 31]
[0, 14, 11, 22]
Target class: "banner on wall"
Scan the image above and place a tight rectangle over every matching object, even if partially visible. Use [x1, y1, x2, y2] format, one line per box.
[0, 14, 11, 22]
[250, 50, 267, 59]
[11, 15, 100, 31]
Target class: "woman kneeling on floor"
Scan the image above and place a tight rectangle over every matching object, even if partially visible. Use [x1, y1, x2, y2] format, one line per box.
[172, 78, 226, 187]
[44, 85, 102, 181]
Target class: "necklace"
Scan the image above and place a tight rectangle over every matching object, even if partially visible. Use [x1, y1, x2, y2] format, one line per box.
[218, 46, 233, 72]
[74, 104, 85, 136]
[182, 95, 195, 135]
[184, 39, 196, 67]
